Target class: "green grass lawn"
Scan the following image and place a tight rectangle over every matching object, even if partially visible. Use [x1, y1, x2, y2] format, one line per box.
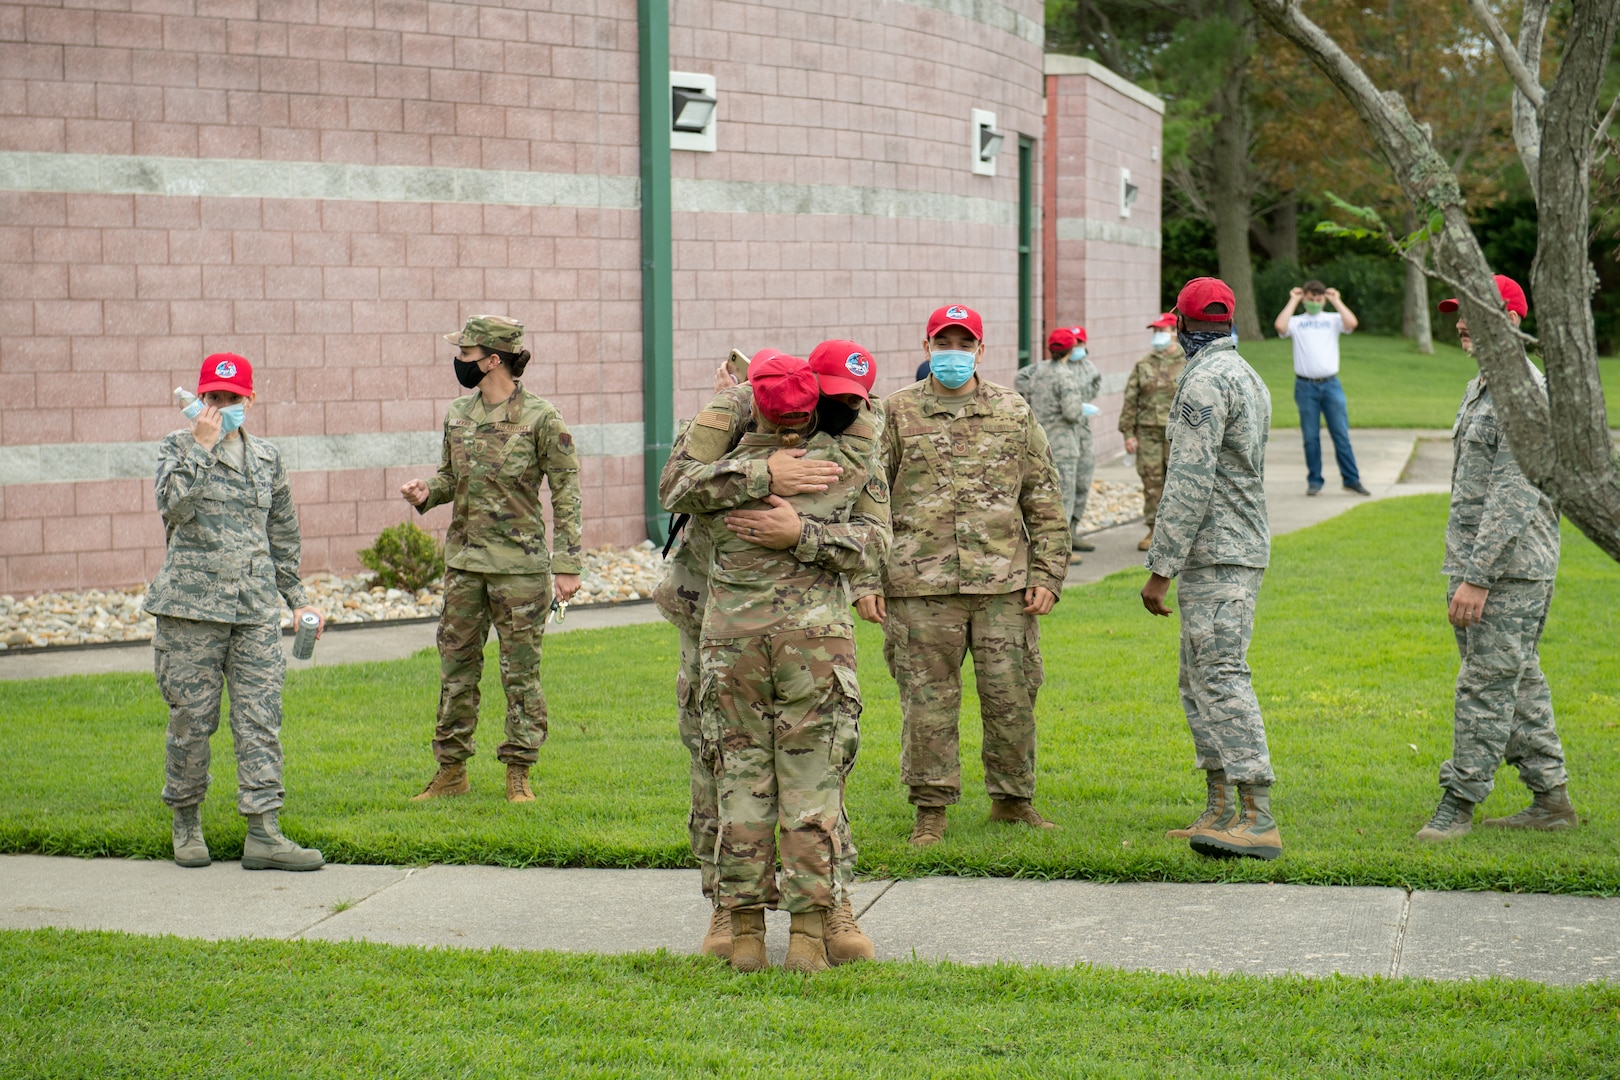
[1240, 334, 1620, 428]
[4, 494, 1619, 894]
[3, 929, 1617, 1079]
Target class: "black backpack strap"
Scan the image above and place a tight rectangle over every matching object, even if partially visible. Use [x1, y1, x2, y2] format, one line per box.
[661, 513, 690, 558]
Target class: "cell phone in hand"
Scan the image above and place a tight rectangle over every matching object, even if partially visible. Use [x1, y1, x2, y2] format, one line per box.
[727, 349, 749, 384]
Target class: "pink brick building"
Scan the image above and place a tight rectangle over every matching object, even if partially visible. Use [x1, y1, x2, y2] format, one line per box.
[0, 1, 1160, 596]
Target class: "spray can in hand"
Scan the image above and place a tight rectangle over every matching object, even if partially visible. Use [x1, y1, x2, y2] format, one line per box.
[291, 611, 320, 660]
[174, 387, 206, 420]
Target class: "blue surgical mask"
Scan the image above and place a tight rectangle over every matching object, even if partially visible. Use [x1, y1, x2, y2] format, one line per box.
[1071, 346, 1087, 362]
[218, 404, 245, 434]
[1151, 331, 1171, 349]
[929, 349, 977, 390]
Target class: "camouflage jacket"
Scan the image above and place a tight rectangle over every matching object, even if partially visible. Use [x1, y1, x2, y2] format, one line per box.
[1119, 346, 1187, 432]
[1022, 359, 1084, 456]
[1145, 338, 1271, 578]
[874, 379, 1070, 599]
[417, 383, 583, 576]
[662, 407, 890, 640]
[1444, 376, 1559, 585]
[145, 430, 310, 625]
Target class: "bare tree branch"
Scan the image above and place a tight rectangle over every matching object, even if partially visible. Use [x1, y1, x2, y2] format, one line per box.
[1467, 0, 1545, 109]
[1512, 0, 1551, 201]
[1595, 91, 1620, 156]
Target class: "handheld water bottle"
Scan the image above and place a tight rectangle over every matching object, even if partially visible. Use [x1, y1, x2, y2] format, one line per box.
[173, 387, 205, 420]
[291, 612, 320, 660]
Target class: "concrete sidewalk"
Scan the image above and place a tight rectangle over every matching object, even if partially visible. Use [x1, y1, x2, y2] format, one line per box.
[4, 854, 1616, 984]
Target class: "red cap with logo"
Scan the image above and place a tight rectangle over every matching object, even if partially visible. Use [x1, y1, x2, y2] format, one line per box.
[1174, 278, 1237, 321]
[1047, 328, 1076, 351]
[808, 339, 875, 402]
[750, 354, 819, 424]
[926, 303, 984, 341]
[197, 352, 253, 395]
[1069, 326, 1088, 345]
[1147, 312, 1177, 329]
[1437, 274, 1528, 318]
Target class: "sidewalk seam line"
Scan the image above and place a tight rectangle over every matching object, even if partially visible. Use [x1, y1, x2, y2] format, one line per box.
[1388, 888, 1413, 979]
[854, 878, 900, 921]
[284, 867, 419, 940]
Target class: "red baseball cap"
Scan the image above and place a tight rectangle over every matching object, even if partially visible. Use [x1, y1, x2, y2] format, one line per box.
[197, 352, 253, 395]
[808, 339, 875, 401]
[1438, 274, 1528, 318]
[750, 347, 791, 367]
[1147, 312, 1176, 329]
[1069, 326, 1088, 345]
[1047, 328, 1076, 351]
[1174, 278, 1237, 321]
[750, 354, 819, 424]
[926, 303, 983, 341]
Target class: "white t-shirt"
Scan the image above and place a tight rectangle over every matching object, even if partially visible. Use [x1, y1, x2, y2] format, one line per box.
[1283, 312, 1348, 379]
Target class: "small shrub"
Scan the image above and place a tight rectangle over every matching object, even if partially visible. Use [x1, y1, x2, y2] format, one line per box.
[358, 521, 444, 592]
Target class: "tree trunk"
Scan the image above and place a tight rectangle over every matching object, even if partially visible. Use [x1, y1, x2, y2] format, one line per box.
[1248, 0, 1620, 562]
[1212, 3, 1262, 340]
[1402, 211, 1434, 353]
[1273, 194, 1298, 268]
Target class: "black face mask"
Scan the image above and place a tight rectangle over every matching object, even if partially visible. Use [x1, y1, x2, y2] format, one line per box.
[816, 398, 859, 437]
[454, 357, 487, 389]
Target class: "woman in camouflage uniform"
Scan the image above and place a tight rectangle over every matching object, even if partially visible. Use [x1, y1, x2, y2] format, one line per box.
[401, 316, 583, 804]
[1119, 312, 1187, 551]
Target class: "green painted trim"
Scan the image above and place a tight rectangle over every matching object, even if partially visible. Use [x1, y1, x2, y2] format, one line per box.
[1017, 135, 1034, 366]
[638, 0, 674, 545]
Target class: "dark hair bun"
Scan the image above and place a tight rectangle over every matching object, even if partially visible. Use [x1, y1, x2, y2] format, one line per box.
[509, 348, 531, 378]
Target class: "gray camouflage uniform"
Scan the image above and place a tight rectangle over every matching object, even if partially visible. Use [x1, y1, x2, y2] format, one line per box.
[1144, 337, 1274, 785]
[1019, 359, 1085, 529]
[146, 428, 311, 815]
[1070, 353, 1102, 531]
[1438, 374, 1566, 804]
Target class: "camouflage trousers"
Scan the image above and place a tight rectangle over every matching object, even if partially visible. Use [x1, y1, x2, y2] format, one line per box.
[1178, 566, 1273, 785]
[1073, 424, 1095, 532]
[701, 627, 861, 913]
[1439, 578, 1566, 803]
[885, 592, 1043, 807]
[154, 615, 286, 815]
[1134, 426, 1168, 527]
[434, 567, 552, 766]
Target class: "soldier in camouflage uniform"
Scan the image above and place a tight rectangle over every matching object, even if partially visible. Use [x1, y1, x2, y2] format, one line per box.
[148, 352, 325, 871]
[1067, 326, 1104, 550]
[401, 316, 582, 804]
[1120, 313, 1187, 552]
[1417, 275, 1576, 841]
[1019, 329, 1085, 563]
[1141, 279, 1280, 861]
[855, 304, 1070, 847]
[662, 352, 890, 974]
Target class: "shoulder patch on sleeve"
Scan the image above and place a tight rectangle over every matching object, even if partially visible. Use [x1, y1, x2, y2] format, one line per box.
[1179, 402, 1215, 428]
[695, 410, 734, 431]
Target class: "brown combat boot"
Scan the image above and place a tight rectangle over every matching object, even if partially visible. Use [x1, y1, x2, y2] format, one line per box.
[908, 806, 947, 847]
[1166, 771, 1231, 839]
[504, 764, 535, 803]
[1483, 785, 1577, 831]
[171, 805, 210, 868]
[824, 896, 874, 965]
[989, 797, 1058, 830]
[1138, 528, 1154, 552]
[1189, 784, 1282, 860]
[783, 910, 830, 974]
[700, 904, 733, 960]
[729, 908, 768, 973]
[411, 761, 469, 801]
[1415, 791, 1475, 842]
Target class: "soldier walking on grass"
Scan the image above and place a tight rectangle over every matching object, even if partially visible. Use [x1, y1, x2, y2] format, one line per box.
[663, 352, 890, 973]
[1019, 329, 1086, 565]
[856, 304, 1070, 847]
[1416, 275, 1577, 842]
[400, 316, 582, 804]
[148, 352, 325, 871]
[656, 343, 879, 965]
[1140, 279, 1282, 861]
[1119, 313, 1186, 552]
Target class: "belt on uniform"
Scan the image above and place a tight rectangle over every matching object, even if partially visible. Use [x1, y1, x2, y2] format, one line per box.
[1295, 374, 1338, 383]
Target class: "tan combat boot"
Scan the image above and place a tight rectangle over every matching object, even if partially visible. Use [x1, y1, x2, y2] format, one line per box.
[700, 904, 733, 960]
[1483, 786, 1578, 830]
[729, 908, 769, 973]
[1138, 528, 1154, 552]
[824, 896, 874, 965]
[1415, 791, 1475, 842]
[412, 762, 470, 801]
[172, 805, 210, 868]
[242, 810, 325, 871]
[783, 910, 830, 974]
[1166, 771, 1231, 839]
[908, 806, 947, 847]
[504, 764, 535, 803]
[989, 797, 1058, 830]
[1189, 784, 1282, 860]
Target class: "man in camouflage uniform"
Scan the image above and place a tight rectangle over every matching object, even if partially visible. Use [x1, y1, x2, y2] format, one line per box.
[1141, 279, 1280, 861]
[148, 352, 325, 871]
[1417, 275, 1576, 841]
[1120, 313, 1187, 552]
[1019, 329, 1086, 563]
[655, 346, 873, 963]
[1066, 326, 1104, 550]
[401, 315, 582, 804]
[855, 304, 1070, 847]
[663, 352, 890, 974]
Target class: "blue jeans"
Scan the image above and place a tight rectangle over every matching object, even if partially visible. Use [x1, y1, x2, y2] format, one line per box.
[1294, 376, 1360, 487]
